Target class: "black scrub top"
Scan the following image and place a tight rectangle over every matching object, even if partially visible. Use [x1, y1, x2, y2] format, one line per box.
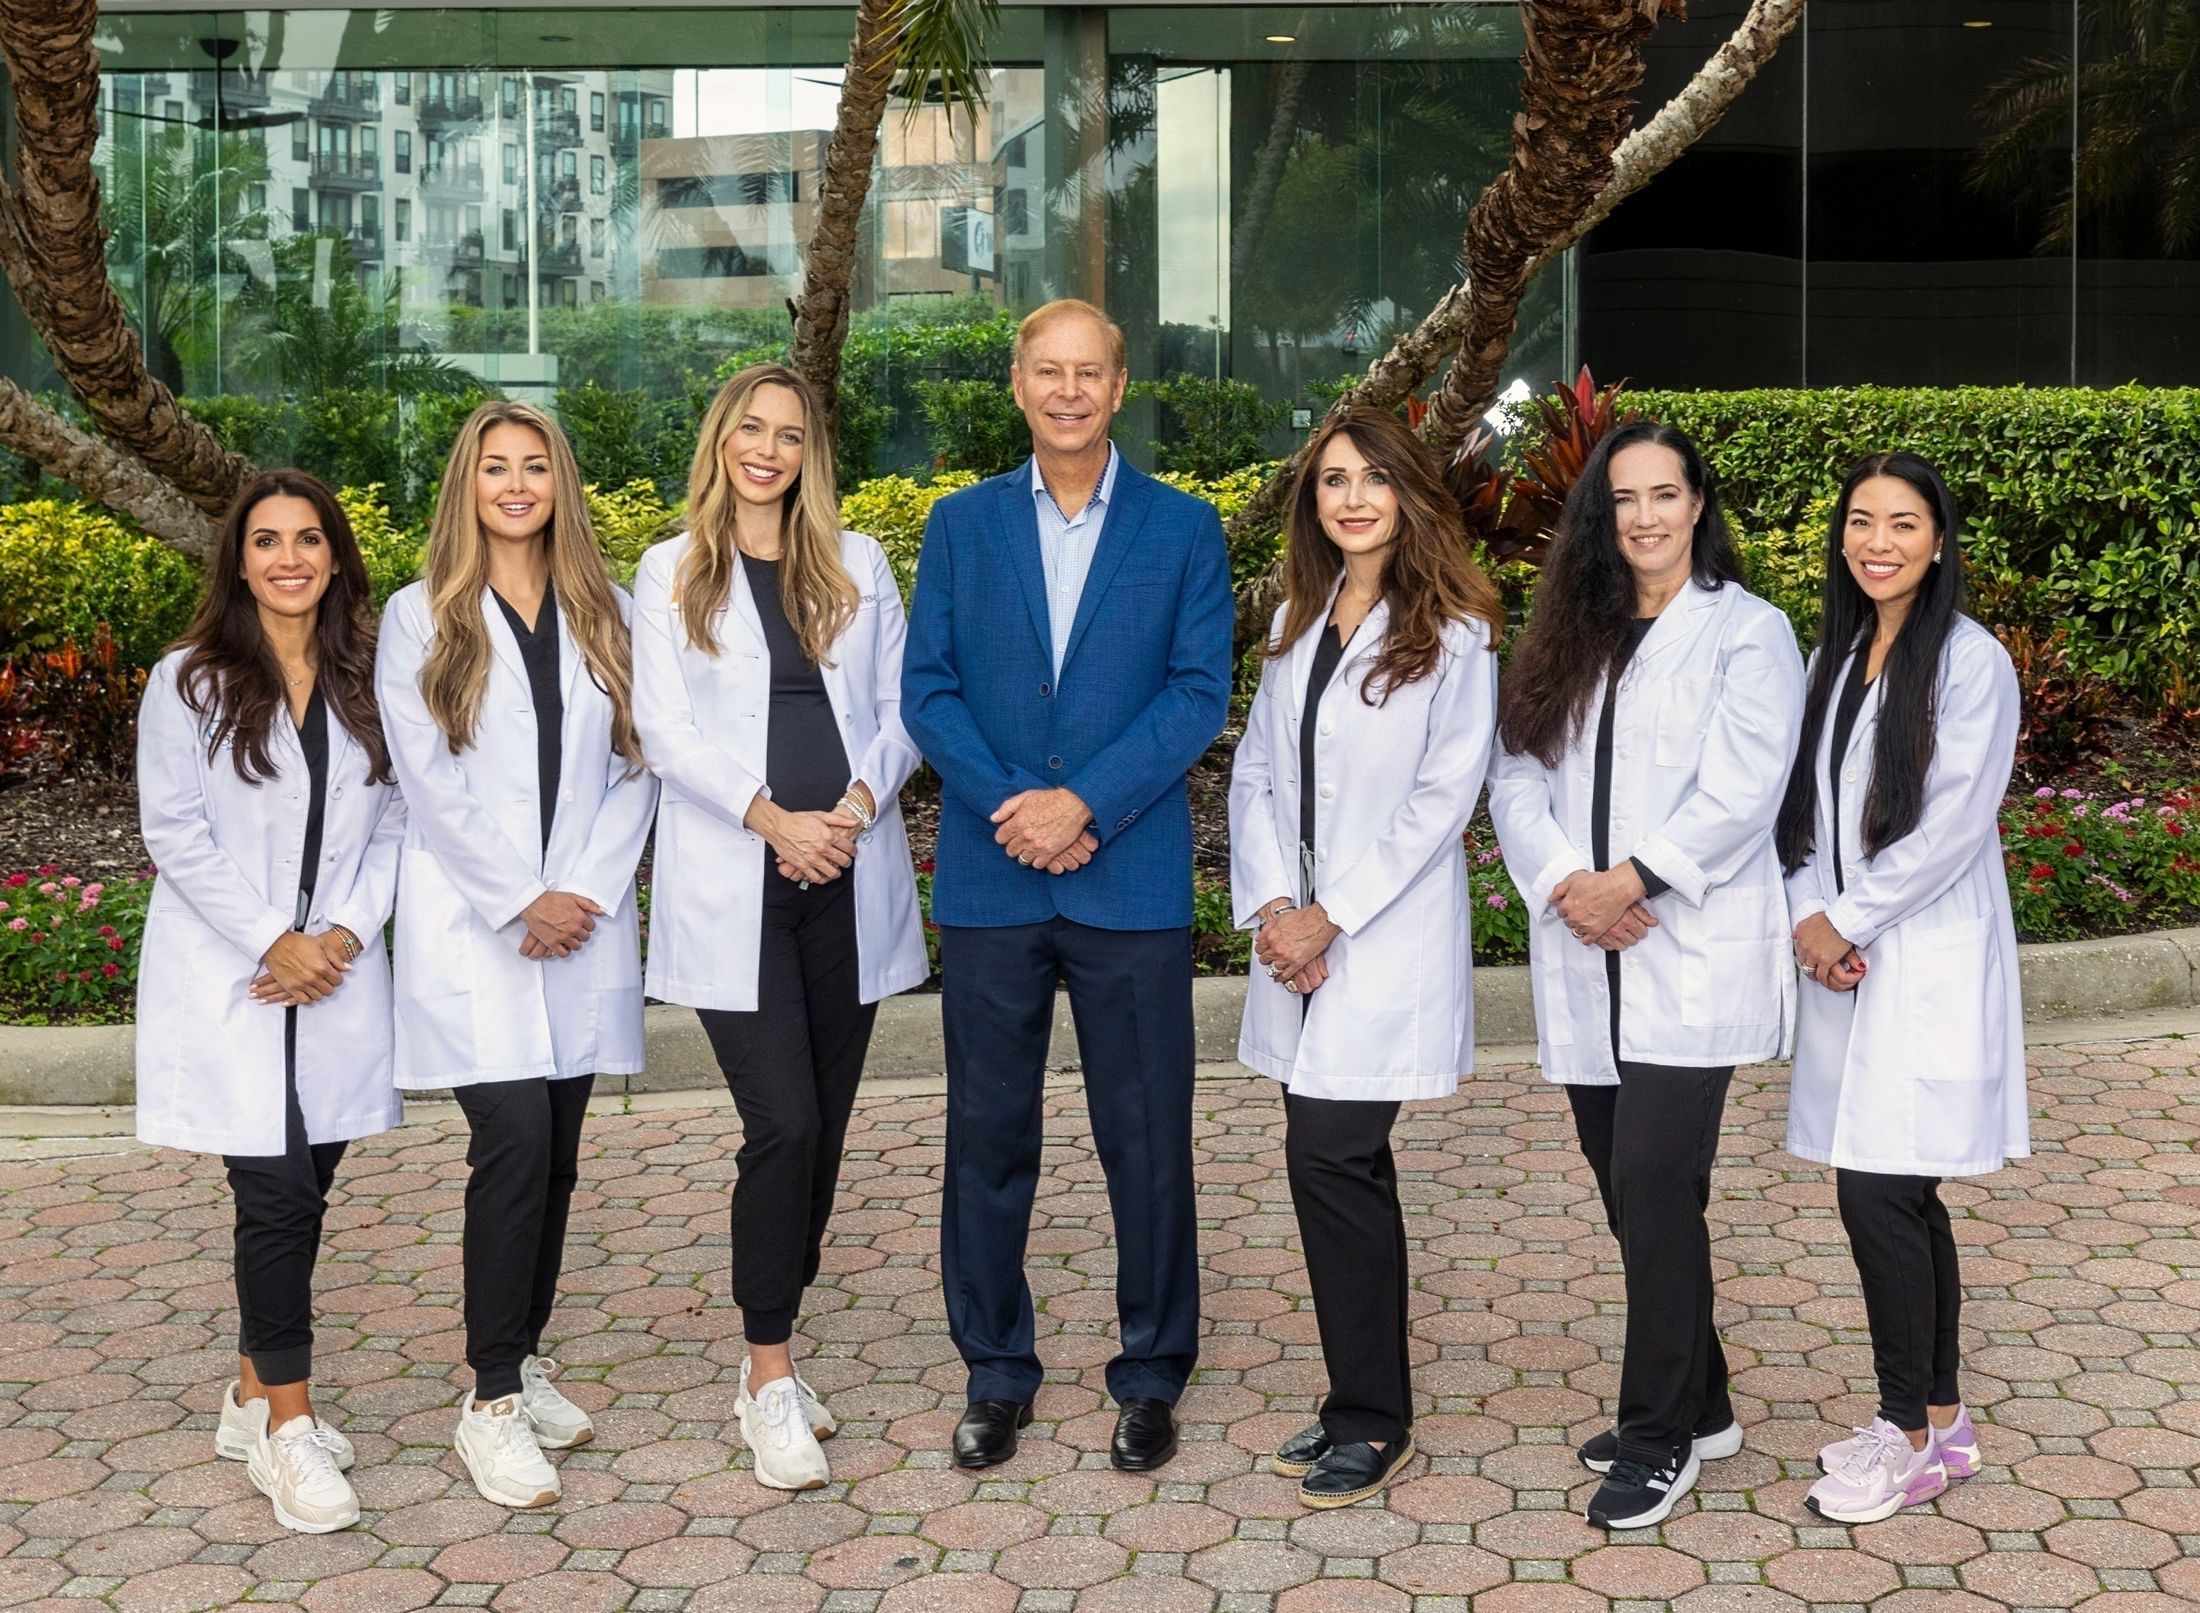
[1592, 619, 1670, 1059]
[1826, 650, 1875, 895]
[742, 552, 852, 815]
[492, 581, 562, 858]
[294, 685, 330, 925]
[1298, 621, 1352, 881]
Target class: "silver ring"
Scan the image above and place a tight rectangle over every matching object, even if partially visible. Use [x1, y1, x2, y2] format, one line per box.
[1267, 965, 1283, 981]
[798, 879, 810, 890]
[1019, 854, 1034, 866]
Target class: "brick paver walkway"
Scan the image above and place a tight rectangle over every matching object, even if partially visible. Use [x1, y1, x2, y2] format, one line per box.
[1, 1036, 2197, 1613]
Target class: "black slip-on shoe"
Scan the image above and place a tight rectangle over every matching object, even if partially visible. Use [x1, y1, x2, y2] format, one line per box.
[1299, 1435, 1416, 1509]
[1271, 1422, 1331, 1478]
[1110, 1397, 1178, 1471]
[1579, 1420, 1744, 1475]
[953, 1400, 1033, 1469]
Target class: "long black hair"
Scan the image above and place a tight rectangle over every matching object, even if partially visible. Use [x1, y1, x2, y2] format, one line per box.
[1497, 420, 1745, 766]
[174, 469, 393, 786]
[1775, 453, 1966, 873]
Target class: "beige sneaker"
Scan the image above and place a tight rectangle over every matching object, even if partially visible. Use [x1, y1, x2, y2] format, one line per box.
[216, 1380, 353, 1470]
[246, 1404, 361, 1534]
[740, 1355, 836, 1440]
[737, 1374, 830, 1491]
[454, 1390, 560, 1509]
[518, 1355, 593, 1449]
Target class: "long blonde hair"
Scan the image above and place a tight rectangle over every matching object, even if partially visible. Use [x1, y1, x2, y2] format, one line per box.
[418, 400, 644, 768]
[678, 364, 857, 663]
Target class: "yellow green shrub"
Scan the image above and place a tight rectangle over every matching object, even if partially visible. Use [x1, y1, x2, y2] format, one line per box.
[0, 500, 203, 666]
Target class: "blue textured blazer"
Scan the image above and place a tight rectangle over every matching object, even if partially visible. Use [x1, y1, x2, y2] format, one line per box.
[901, 454, 1235, 930]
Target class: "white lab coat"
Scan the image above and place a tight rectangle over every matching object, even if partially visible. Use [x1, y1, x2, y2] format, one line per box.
[630, 529, 927, 1011]
[375, 580, 658, 1090]
[134, 651, 406, 1157]
[1489, 580, 1804, 1084]
[1785, 617, 2027, 1177]
[1229, 596, 1498, 1100]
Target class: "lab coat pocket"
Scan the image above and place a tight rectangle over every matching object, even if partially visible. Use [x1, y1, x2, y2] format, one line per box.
[1654, 675, 1717, 767]
[1900, 917, 1993, 1080]
[1680, 883, 1785, 1028]
[395, 849, 473, 1001]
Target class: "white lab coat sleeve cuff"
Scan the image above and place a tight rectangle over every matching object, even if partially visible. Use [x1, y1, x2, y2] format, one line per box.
[242, 907, 299, 968]
[1630, 833, 1710, 907]
[1824, 891, 1884, 953]
[1784, 858, 1828, 925]
[1526, 851, 1582, 914]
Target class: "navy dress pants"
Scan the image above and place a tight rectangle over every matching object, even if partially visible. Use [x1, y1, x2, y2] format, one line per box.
[938, 917, 1200, 1407]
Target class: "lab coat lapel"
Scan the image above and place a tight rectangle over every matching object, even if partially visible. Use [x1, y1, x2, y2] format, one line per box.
[1837, 646, 1884, 769]
[481, 587, 529, 687]
[724, 550, 768, 655]
[1632, 578, 1720, 669]
[554, 586, 587, 708]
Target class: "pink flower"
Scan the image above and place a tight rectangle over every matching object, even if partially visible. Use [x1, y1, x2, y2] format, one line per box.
[2033, 786, 2055, 799]
[60, 876, 80, 888]
[6, 918, 25, 932]
[107, 937, 125, 952]
[1486, 893, 1509, 909]
[84, 883, 103, 898]
[0, 901, 8, 914]
[2059, 789, 2084, 800]
[78, 894, 98, 912]
[53, 970, 67, 982]
[35, 882, 55, 896]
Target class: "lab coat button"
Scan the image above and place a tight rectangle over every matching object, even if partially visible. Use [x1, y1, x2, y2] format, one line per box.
[1316, 848, 1328, 862]
[1318, 783, 1335, 799]
[1843, 768, 1857, 782]
[1319, 721, 1333, 736]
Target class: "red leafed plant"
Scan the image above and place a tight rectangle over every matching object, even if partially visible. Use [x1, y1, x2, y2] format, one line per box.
[1995, 623, 2118, 774]
[0, 626, 146, 788]
[1446, 367, 1636, 569]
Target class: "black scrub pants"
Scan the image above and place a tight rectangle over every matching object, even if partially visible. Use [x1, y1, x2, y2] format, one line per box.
[223, 1011, 347, 1387]
[1284, 1088, 1413, 1446]
[452, 1072, 594, 1400]
[1835, 1168, 1962, 1432]
[1567, 1062, 1736, 1467]
[697, 870, 878, 1347]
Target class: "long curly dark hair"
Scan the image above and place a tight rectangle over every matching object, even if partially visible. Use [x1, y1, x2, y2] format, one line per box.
[1776, 453, 1967, 872]
[1497, 420, 1745, 766]
[173, 469, 392, 785]
[1267, 406, 1504, 699]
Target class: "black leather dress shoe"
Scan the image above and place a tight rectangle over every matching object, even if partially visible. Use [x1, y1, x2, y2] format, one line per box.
[1110, 1397, 1178, 1471]
[953, 1400, 1033, 1469]
[1299, 1434, 1416, 1508]
[1271, 1422, 1331, 1478]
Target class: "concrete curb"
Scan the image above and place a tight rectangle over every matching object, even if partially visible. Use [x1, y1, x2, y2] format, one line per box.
[6, 926, 2195, 1108]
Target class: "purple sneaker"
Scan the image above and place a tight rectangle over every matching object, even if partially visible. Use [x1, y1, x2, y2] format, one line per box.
[1930, 1405, 1979, 1480]
[1805, 1419, 1947, 1525]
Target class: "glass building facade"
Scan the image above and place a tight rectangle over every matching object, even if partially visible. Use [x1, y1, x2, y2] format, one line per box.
[6, 2, 2194, 474]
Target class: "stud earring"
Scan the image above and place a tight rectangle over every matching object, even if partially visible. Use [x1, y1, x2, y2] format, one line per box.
[1932, 549, 1943, 564]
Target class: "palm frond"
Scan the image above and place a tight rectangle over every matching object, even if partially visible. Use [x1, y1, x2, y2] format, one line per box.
[888, 0, 1002, 132]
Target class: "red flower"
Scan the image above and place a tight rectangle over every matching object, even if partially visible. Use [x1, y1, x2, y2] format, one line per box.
[916, 860, 936, 875]
[76, 969, 92, 982]
[53, 970, 66, 982]
[2169, 822, 2188, 838]
[2063, 841, 2084, 857]
[2, 873, 25, 888]
[97, 924, 115, 938]
[100, 962, 119, 978]
[107, 936, 125, 951]
[36, 864, 56, 876]
[29, 932, 44, 944]
[2028, 863, 2054, 880]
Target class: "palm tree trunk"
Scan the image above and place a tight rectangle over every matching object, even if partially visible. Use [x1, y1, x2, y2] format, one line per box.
[0, 0, 252, 518]
[788, 0, 905, 434]
[0, 380, 222, 554]
[1227, 0, 1807, 626]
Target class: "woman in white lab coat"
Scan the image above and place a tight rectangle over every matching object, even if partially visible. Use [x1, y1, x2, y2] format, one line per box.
[376, 401, 656, 1510]
[137, 469, 404, 1535]
[632, 364, 924, 1492]
[1778, 452, 2022, 1526]
[1489, 420, 1803, 1531]
[1229, 405, 1501, 1509]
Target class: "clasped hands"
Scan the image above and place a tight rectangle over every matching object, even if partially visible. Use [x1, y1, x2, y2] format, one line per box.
[1254, 899, 1340, 995]
[1550, 865, 1659, 950]
[1793, 911, 1866, 991]
[749, 783, 877, 886]
[993, 788, 1098, 875]
[250, 926, 361, 1005]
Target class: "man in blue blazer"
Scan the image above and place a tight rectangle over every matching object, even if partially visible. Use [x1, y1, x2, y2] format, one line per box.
[902, 299, 1235, 1472]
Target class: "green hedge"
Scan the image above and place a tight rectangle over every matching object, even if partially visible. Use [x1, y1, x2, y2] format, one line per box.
[1639, 386, 2200, 693]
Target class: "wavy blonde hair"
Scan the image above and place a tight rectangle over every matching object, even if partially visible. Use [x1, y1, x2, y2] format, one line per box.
[678, 364, 856, 663]
[418, 400, 643, 769]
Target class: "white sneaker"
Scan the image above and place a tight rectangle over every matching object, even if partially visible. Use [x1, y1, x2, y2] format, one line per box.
[216, 1380, 354, 1470]
[454, 1390, 561, 1508]
[518, 1356, 593, 1450]
[246, 1406, 361, 1534]
[737, 1374, 830, 1491]
[740, 1355, 836, 1440]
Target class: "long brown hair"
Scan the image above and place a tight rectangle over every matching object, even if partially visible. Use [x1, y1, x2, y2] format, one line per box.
[677, 364, 856, 663]
[1268, 406, 1503, 699]
[173, 469, 392, 785]
[1497, 419, 1745, 767]
[418, 400, 643, 768]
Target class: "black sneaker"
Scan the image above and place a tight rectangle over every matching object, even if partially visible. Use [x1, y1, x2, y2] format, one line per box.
[1585, 1446, 1700, 1529]
[1271, 1423, 1330, 1478]
[1299, 1435, 1416, 1509]
[1579, 1420, 1744, 1474]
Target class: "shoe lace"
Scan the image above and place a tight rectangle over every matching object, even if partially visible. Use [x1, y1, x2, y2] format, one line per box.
[1834, 1423, 1907, 1482]
[482, 1401, 543, 1463]
[304, 1424, 347, 1458]
[275, 1423, 343, 1487]
[758, 1382, 804, 1450]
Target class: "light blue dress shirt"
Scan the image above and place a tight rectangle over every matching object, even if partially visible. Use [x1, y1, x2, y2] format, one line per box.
[1031, 443, 1120, 680]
